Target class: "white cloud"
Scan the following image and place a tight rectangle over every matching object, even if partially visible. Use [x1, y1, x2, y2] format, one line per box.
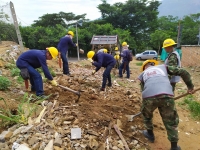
[2, 0, 127, 26]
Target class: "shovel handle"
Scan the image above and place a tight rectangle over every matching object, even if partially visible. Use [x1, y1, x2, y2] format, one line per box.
[58, 84, 80, 95]
[58, 53, 62, 68]
[24, 80, 29, 89]
[174, 87, 200, 100]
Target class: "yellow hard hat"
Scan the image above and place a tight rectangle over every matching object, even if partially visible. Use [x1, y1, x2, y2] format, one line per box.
[114, 55, 120, 60]
[68, 31, 74, 37]
[141, 59, 158, 72]
[47, 47, 58, 59]
[87, 51, 95, 59]
[103, 49, 108, 53]
[122, 42, 127, 46]
[162, 39, 177, 48]
[115, 47, 118, 51]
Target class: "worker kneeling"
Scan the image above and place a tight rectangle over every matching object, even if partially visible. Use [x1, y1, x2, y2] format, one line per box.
[87, 50, 116, 91]
[138, 60, 194, 150]
[16, 47, 58, 97]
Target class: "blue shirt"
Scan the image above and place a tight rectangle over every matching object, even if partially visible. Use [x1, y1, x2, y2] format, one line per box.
[16, 50, 53, 80]
[57, 35, 76, 54]
[120, 49, 130, 63]
[93, 53, 116, 72]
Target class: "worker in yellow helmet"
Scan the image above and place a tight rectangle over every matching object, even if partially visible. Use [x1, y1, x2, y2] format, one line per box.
[87, 50, 116, 91]
[57, 30, 77, 76]
[119, 42, 131, 78]
[16, 47, 59, 98]
[163, 38, 181, 92]
[138, 60, 194, 150]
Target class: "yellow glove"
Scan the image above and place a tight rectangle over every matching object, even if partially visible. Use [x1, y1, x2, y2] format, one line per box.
[88, 58, 94, 63]
[115, 51, 120, 55]
[92, 70, 96, 75]
[50, 80, 58, 86]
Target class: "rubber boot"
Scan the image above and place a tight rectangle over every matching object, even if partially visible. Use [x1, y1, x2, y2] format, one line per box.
[170, 142, 181, 150]
[142, 130, 155, 143]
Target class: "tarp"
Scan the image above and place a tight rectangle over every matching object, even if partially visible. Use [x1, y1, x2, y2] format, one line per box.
[160, 48, 182, 61]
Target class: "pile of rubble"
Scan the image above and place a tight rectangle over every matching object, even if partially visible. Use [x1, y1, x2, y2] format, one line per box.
[0, 62, 150, 150]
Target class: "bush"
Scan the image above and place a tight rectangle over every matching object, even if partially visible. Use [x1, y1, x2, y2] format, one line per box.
[4, 63, 16, 69]
[11, 68, 20, 77]
[0, 76, 11, 90]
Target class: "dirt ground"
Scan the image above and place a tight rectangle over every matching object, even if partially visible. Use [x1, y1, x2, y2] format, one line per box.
[0, 41, 200, 150]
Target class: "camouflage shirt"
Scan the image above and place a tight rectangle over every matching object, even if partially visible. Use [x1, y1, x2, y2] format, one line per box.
[167, 53, 178, 67]
[167, 65, 194, 89]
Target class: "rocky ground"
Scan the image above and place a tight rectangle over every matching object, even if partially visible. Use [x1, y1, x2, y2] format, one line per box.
[0, 41, 200, 150]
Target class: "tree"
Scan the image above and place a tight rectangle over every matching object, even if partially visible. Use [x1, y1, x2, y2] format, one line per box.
[97, 0, 161, 50]
[150, 30, 170, 54]
[181, 13, 200, 45]
[32, 12, 87, 28]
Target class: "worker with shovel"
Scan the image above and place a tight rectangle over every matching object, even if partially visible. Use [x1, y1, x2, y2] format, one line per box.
[57, 31, 77, 76]
[16, 47, 58, 97]
[87, 51, 116, 91]
[163, 38, 181, 92]
[138, 60, 194, 150]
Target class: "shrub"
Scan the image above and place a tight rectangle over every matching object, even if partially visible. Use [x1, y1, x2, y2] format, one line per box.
[4, 63, 16, 69]
[0, 76, 11, 90]
[11, 68, 20, 77]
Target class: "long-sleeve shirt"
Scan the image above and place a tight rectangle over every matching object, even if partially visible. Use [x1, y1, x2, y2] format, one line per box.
[16, 50, 53, 80]
[92, 53, 116, 72]
[120, 49, 130, 63]
[57, 35, 76, 54]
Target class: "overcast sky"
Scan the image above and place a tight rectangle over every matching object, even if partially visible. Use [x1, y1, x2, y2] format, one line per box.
[1, 0, 128, 26]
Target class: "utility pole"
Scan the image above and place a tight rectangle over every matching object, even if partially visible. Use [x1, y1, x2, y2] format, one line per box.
[177, 19, 182, 48]
[75, 20, 83, 61]
[10, 1, 24, 51]
[197, 27, 200, 45]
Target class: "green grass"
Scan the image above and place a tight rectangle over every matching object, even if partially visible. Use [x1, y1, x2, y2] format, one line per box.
[178, 95, 200, 120]
[0, 76, 11, 90]
[0, 93, 45, 127]
[135, 61, 143, 66]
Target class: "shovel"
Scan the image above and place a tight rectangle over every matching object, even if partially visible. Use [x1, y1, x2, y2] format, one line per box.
[125, 112, 142, 122]
[126, 87, 200, 122]
[58, 84, 80, 102]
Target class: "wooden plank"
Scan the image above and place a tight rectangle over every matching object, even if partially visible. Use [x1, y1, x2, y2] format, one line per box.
[113, 124, 130, 150]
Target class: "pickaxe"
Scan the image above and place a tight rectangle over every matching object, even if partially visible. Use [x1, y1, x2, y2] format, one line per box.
[126, 87, 200, 121]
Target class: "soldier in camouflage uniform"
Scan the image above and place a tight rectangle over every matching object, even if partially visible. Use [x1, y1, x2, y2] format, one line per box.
[163, 39, 181, 92]
[138, 60, 194, 150]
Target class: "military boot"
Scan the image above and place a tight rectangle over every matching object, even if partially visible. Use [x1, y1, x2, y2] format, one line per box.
[142, 130, 155, 143]
[170, 142, 181, 150]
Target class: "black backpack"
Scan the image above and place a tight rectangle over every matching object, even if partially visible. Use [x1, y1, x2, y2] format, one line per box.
[128, 50, 133, 61]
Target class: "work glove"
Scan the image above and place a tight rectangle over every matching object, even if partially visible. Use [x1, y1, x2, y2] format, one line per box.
[92, 70, 96, 75]
[50, 80, 58, 86]
[88, 58, 94, 63]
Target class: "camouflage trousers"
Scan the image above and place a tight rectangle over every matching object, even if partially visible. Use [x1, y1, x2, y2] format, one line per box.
[141, 96, 179, 142]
